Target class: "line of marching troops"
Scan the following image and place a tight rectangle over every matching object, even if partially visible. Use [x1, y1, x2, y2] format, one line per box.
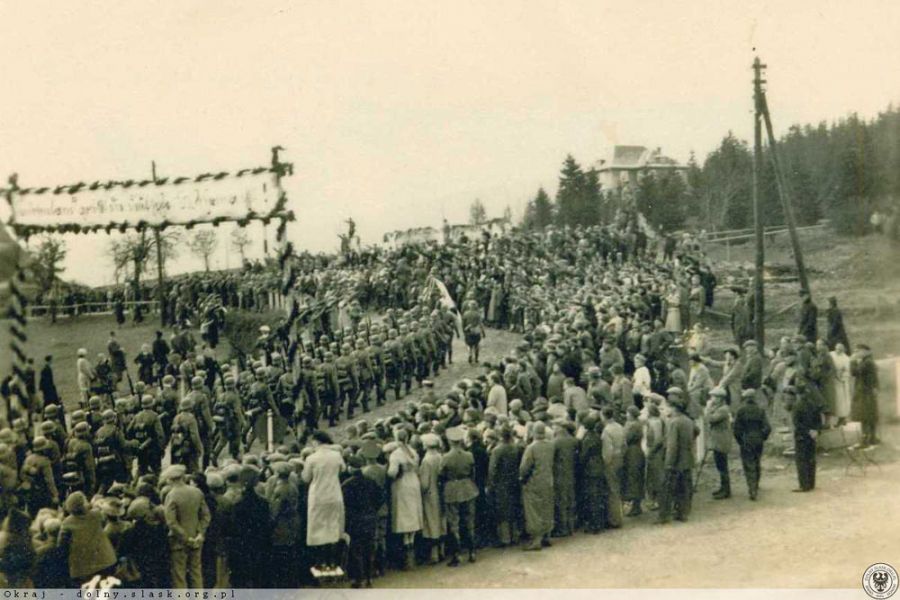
[2, 303, 463, 515]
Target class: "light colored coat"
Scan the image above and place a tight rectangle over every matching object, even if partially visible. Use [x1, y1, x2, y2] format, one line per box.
[387, 444, 424, 533]
[301, 445, 346, 546]
[419, 449, 445, 539]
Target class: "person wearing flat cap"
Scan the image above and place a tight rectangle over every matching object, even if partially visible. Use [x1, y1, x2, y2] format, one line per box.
[440, 427, 480, 565]
[740, 340, 764, 392]
[732, 388, 771, 500]
[519, 421, 555, 551]
[162, 463, 211, 588]
[58, 491, 117, 583]
[358, 439, 389, 575]
[704, 388, 733, 500]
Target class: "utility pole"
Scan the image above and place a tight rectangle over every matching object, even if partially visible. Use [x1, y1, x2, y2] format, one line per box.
[758, 88, 811, 295]
[152, 161, 166, 326]
[752, 57, 766, 350]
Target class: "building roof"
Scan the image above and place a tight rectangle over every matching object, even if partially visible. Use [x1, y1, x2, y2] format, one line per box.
[598, 145, 686, 172]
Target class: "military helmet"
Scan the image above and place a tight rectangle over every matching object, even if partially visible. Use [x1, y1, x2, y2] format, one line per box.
[88, 396, 102, 410]
[141, 394, 155, 408]
[179, 398, 195, 412]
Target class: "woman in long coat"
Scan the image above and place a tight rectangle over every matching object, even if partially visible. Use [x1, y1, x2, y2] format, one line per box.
[301, 431, 346, 567]
[829, 343, 852, 424]
[488, 426, 522, 546]
[664, 285, 682, 334]
[519, 422, 554, 551]
[578, 416, 608, 534]
[418, 433, 445, 563]
[622, 407, 646, 516]
[386, 428, 423, 568]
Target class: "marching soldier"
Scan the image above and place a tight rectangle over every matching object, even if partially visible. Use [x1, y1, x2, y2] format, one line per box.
[336, 342, 361, 420]
[440, 427, 480, 566]
[62, 421, 96, 498]
[186, 376, 215, 467]
[171, 398, 203, 473]
[244, 367, 279, 450]
[94, 408, 131, 492]
[353, 338, 374, 414]
[211, 377, 244, 465]
[20, 437, 60, 514]
[298, 355, 322, 433]
[320, 352, 341, 427]
[157, 374, 180, 439]
[384, 329, 404, 401]
[399, 324, 418, 392]
[130, 394, 166, 476]
[369, 334, 388, 407]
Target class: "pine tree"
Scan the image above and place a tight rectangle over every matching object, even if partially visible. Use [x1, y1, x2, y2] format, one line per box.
[555, 155, 586, 227]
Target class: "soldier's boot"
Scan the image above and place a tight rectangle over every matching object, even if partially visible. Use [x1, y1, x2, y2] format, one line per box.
[403, 544, 416, 570]
[445, 536, 460, 567]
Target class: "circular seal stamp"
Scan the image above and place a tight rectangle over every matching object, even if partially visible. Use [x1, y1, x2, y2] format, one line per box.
[863, 563, 899, 599]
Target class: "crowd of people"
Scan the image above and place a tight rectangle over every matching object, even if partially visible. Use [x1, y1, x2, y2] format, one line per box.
[0, 212, 884, 589]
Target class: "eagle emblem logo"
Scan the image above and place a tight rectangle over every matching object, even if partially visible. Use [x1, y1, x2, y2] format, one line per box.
[864, 563, 898, 599]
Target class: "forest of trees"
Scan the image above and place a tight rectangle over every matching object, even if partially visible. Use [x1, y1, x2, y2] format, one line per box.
[521, 104, 900, 236]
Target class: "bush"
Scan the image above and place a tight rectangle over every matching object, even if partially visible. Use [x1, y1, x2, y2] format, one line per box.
[223, 310, 284, 364]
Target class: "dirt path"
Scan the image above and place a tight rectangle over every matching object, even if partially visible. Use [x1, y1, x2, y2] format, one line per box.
[376, 447, 900, 588]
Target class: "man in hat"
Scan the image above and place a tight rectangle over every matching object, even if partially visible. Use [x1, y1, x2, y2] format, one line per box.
[732, 388, 771, 500]
[657, 391, 696, 524]
[599, 407, 625, 527]
[107, 331, 127, 386]
[705, 388, 732, 499]
[441, 426, 480, 565]
[152, 330, 171, 383]
[552, 419, 578, 536]
[163, 464, 211, 588]
[786, 385, 820, 492]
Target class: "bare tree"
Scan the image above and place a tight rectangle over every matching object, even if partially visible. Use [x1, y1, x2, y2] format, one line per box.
[230, 227, 251, 264]
[189, 229, 218, 272]
[31, 235, 67, 298]
[107, 230, 179, 292]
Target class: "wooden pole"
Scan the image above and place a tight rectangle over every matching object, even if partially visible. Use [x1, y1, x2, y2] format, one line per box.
[758, 92, 811, 295]
[752, 58, 766, 350]
[152, 161, 166, 326]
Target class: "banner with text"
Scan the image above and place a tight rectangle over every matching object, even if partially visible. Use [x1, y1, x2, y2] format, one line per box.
[8, 169, 281, 227]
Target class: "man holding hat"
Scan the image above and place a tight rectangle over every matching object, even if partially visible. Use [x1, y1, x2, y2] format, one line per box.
[441, 426, 480, 565]
[732, 388, 771, 500]
[163, 464, 211, 588]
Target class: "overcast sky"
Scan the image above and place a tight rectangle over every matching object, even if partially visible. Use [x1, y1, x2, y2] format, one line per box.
[1, 1, 899, 286]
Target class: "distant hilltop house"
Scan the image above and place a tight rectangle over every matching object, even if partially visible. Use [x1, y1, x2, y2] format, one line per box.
[445, 217, 510, 242]
[596, 145, 688, 192]
[383, 226, 439, 248]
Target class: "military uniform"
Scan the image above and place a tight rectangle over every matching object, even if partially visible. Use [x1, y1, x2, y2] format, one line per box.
[335, 344, 361, 419]
[171, 400, 203, 473]
[129, 397, 166, 475]
[440, 429, 480, 565]
[211, 382, 244, 464]
[20, 439, 60, 514]
[352, 340, 374, 413]
[94, 410, 131, 491]
[62, 423, 96, 497]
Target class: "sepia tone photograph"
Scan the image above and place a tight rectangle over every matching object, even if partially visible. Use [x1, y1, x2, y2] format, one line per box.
[0, 0, 899, 594]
